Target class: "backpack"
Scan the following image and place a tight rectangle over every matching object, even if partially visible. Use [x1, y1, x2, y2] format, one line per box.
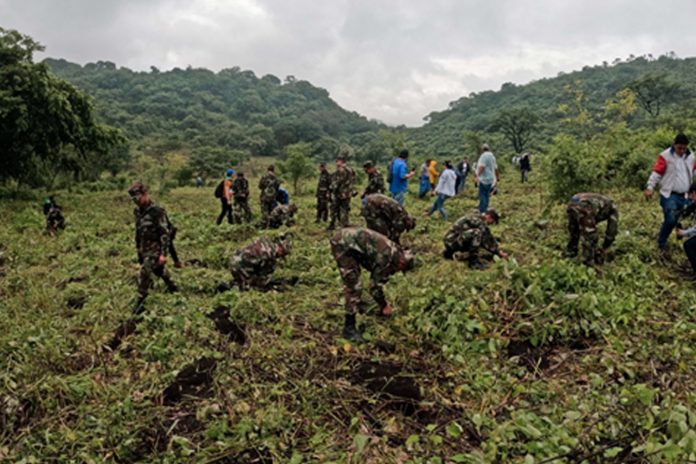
[214, 180, 224, 199]
[386, 159, 395, 184]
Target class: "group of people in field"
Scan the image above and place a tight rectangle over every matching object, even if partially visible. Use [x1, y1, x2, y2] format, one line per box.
[45, 133, 695, 342]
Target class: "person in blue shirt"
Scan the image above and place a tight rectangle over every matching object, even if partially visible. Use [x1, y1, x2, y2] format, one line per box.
[388, 149, 415, 206]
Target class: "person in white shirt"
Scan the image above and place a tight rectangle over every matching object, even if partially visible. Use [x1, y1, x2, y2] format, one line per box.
[427, 161, 457, 219]
[645, 133, 694, 252]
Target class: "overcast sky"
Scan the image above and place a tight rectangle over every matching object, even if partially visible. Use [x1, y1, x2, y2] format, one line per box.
[3, 0, 696, 126]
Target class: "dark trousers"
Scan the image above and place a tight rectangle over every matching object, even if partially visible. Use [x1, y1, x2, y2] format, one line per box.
[684, 237, 696, 272]
[216, 199, 233, 225]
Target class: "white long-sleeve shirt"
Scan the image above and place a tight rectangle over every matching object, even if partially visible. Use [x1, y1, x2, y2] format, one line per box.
[435, 168, 457, 197]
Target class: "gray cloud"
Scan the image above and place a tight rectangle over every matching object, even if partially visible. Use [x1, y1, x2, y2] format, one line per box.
[3, 0, 696, 125]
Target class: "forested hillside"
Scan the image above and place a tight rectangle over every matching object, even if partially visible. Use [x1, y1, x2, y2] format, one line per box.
[45, 58, 384, 173]
[412, 54, 696, 156]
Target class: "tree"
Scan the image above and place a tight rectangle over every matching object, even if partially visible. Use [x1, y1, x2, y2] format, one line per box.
[627, 74, 679, 118]
[279, 143, 314, 194]
[491, 106, 539, 153]
[0, 27, 122, 185]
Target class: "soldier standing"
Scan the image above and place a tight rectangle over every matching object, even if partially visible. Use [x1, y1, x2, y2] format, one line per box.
[565, 192, 619, 266]
[443, 209, 508, 269]
[258, 165, 280, 228]
[362, 161, 386, 200]
[360, 193, 416, 244]
[232, 172, 252, 223]
[329, 227, 415, 342]
[128, 182, 177, 314]
[229, 235, 292, 290]
[268, 204, 298, 229]
[327, 154, 354, 230]
[316, 163, 331, 223]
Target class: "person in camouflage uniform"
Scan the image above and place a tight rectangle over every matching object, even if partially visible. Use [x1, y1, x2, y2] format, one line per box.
[565, 192, 619, 266]
[268, 203, 298, 228]
[232, 172, 252, 223]
[316, 163, 331, 223]
[229, 235, 292, 291]
[360, 193, 416, 244]
[327, 154, 355, 230]
[43, 196, 65, 236]
[362, 161, 386, 199]
[128, 182, 177, 314]
[329, 227, 415, 341]
[443, 209, 508, 269]
[258, 165, 280, 228]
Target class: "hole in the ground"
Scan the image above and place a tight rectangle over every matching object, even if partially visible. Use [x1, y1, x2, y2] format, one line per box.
[161, 357, 217, 405]
[207, 306, 246, 345]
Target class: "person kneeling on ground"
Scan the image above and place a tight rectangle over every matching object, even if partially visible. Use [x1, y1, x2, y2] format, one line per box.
[329, 227, 415, 342]
[268, 203, 299, 229]
[564, 192, 618, 266]
[443, 209, 508, 269]
[228, 234, 293, 291]
[360, 193, 416, 244]
[674, 185, 696, 276]
[43, 196, 65, 236]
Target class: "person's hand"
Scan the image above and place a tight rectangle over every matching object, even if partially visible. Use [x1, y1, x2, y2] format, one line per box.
[676, 229, 685, 239]
[498, 251, 509, 259]
[158, 255, 167, 266]
[644, 188, 653, 200]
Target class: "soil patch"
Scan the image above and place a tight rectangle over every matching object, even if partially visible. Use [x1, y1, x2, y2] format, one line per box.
[347, 360, 422, 416]
[104, 319, 138, 351]
[207, 306, 246, 345]
[161, 357, 217, 405]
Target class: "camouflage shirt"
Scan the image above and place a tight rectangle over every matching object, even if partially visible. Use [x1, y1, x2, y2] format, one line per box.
[330, 165, 355, 200]
[329, 227, 405, 283]
[317, 170, 331, 199]
[568, 192, 619, 245]
[361, 194, 415, 233]
[444, 215, 499, 255]
[232, 177, 249, 199]
[229, 236, 281, 284]
[269, 204, 297, 228]
[258, 171, 280, 202]
[134, 202, 171, 258]
[364, 170, 386, 196]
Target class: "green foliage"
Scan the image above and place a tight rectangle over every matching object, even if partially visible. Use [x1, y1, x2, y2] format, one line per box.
[491, 106, 539, 153]
[0, 28, 124, 186]
[279, 143, 314, 194]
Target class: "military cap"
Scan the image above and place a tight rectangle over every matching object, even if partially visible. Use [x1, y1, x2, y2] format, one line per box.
[363, 161, 374, 169]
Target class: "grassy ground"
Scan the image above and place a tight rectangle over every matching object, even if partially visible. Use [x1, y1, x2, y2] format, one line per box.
[1, 169, 695, 463]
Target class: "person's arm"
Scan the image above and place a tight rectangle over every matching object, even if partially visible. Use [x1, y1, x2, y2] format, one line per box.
[603, 210, 619, 249]
[645, 154, 666, 199]
[157, 209, 170, 261]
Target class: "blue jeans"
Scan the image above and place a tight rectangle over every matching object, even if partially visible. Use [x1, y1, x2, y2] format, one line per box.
[418, 176, 430, 198]
[478, 182, 493, 213]
[429, 193, 449, 218]
[392, 191, 406, 206]
[658, 193, 691, 248]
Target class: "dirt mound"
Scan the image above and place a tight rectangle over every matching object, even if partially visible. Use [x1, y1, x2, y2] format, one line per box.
[161, 357, 217, 405]
[347, 361, 422, 416]
[207, 306, 246, 345]
[104, 319, 138, 351]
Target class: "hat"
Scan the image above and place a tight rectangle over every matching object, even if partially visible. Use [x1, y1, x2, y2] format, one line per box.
[226, 168, 235, 177]
[128, 181, 148, 196]
[485, 208, 500, 224]
[363, 161, 374, 169]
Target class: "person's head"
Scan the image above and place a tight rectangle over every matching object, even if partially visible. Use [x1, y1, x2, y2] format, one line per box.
[237, 172, 245, 178]
[267, 164, 275, 172]
[405, 216, 416, 230]
[288, 203, 298, 214]
[424, 158, 431, 165]
[319, 162, 327, 172]
[128, 181, 150, 207]
[689, 184, 696, 202]
[483, 208, 499, 225]
[444, 161, 453, 170]
[226, 168, 235, 178]
[481, 143, 491, 153]
[399, 149, 409, 159]
[363, 161, 375, 173]
[275, 234, 292, 258]
[674, 133, 690, 156]
[336, 154, 346, 166]
[398, 248, 416, 273]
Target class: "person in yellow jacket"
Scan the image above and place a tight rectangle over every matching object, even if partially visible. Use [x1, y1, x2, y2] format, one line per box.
[428, 160, 440, 196]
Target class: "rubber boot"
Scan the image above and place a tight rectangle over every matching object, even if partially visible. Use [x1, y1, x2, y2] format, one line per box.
[443, 247, 455, 260]
[163, 276, 178, 293]
[342, 314, 364, 342]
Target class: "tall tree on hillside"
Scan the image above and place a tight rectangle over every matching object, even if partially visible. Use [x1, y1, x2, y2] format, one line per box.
[280, 143, 314, 194]
[0, 27, 123, 185]
[491, 106, 539, 153]
[627, 74, 679, 118]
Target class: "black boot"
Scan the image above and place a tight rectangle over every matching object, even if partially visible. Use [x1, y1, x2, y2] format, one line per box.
[163, 277, 178, 293]
[443, 247, 455, 260]
[342, 314, 364, 342]
[468, 257, 486, 270]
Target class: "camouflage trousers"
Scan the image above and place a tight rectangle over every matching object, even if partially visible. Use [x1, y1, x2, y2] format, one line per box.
[233, 198, 252, 223]
[260, 200, 275, 227]
[330, 246, 386, 315]
[230, 266, 271, 291]
[330, 197, 351, 228]
[46, 211, 65, 235]
[138, 255, 175, 298]
[567, 204, 599, 264]
[316, 196, 329, 222]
